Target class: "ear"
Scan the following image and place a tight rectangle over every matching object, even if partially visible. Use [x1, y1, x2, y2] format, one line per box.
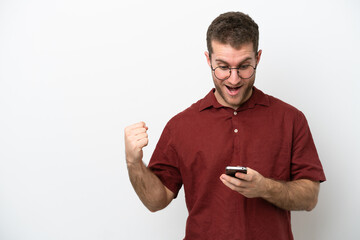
[256, 50, 262, 65]
[204, 51, 211, 67]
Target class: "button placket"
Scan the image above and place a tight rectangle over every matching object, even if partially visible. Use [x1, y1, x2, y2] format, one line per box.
[231, 110, 241, 156]
[232, 111, 239, 133]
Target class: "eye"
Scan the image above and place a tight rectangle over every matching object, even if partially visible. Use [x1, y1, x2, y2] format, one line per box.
[218, 66, 229, 70]
[239, 65, 251, 70]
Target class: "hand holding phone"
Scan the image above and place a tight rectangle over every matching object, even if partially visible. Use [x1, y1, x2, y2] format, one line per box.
[225, 166, 247, 178]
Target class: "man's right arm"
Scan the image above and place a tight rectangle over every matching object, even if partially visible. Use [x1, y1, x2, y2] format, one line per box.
[125, 122, 174, 212]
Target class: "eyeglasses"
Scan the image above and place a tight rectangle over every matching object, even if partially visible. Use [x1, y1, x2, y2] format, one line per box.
[210, 64, 257, 81]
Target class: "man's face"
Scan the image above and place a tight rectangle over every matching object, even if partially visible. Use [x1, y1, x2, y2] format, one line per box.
[205, 41, 261, 110]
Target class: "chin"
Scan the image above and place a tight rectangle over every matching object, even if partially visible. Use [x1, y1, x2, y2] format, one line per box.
[227, 95, 244, 104]
[227, 100, 242, 109]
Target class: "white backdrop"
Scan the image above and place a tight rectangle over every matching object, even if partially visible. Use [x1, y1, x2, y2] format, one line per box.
[1, 0, 359, 239]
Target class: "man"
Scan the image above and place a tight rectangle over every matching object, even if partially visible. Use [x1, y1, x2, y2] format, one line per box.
[125, 12, 326, 240]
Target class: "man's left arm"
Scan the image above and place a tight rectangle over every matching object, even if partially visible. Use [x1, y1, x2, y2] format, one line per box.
[220, 167, 320, 211]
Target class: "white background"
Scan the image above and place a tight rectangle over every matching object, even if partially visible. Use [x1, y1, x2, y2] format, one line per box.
[0, 0, 359, 239]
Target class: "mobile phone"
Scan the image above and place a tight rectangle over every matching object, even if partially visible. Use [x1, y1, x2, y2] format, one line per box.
[225, 166, 247, 178]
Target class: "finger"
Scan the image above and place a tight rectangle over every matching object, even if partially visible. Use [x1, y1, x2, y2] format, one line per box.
[137, 137, 149, 149]
[135, 132, 148, 142]
[246, 167, 254, 173]
[236, 167, 258, 181]
[130, 127, 148, 136]
[220, 174, 245, 188]
[220, 175, 249, 193]
[125, 124, 148, 140]
[125, 121, 148, 131]
[235, 172, 248, 181]
[220, 175, 238, 191]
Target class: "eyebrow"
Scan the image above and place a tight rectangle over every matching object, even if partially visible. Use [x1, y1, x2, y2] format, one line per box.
[215, 57, 253, 65]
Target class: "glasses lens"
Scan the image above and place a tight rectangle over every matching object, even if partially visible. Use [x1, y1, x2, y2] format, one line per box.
[214, 67, 230, 80]
[238, 65, 255, 79]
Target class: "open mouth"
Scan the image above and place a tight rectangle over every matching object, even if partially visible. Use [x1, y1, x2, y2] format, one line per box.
[226, 85, 241, 96]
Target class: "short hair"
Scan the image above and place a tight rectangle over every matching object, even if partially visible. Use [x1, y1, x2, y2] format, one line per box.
[206, 12, 259, 57]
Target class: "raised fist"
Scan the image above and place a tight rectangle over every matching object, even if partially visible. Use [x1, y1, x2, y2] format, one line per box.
[124, 122, 149, 165]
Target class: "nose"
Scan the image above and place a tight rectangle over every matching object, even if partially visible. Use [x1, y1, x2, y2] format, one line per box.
[227, 68, 241, 85]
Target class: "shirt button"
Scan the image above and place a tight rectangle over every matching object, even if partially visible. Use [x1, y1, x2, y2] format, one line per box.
[234, 129, 238, 133]
[234, 111, 238, 115]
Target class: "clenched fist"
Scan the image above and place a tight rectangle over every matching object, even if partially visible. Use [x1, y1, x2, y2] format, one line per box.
[124, 122, 149, 165]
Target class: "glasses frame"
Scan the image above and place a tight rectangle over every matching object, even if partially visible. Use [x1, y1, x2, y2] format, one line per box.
[210, 64, 257, 81]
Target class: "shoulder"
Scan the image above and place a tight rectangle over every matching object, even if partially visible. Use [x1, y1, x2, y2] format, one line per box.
[266, 93, 304, 118]
[166, 99, 202, 130]
[252, 88, 307, 127]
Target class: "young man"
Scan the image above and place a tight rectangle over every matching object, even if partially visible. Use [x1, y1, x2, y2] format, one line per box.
[125, 12, 326, 240]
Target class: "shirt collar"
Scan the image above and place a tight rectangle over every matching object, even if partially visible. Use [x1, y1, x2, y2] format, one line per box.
[198, 86, 270, 112]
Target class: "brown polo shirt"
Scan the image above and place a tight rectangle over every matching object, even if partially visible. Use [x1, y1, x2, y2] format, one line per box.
[148, 87, 326, 240]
